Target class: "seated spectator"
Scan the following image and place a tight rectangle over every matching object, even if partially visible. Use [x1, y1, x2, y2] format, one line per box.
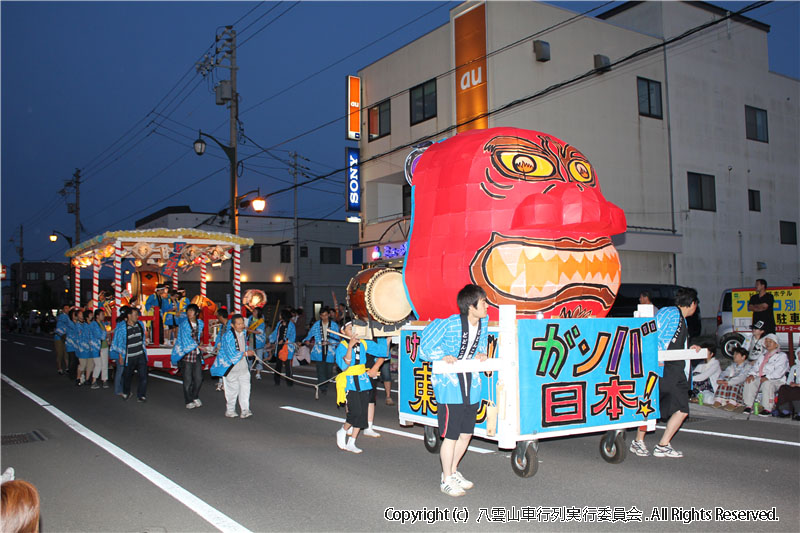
[1, 476, 40, 533]
[773, 351, 800, 420]
[713, 347, 752, 411]
[743, 321, 766, 361]
[742, 334, 790, 416]
[690, 343, 721, 404]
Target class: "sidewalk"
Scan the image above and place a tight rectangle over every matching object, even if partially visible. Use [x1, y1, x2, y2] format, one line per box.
[690, 401, 798, 426]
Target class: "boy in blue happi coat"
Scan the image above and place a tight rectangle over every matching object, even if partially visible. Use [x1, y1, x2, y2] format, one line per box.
[419, 284, 489, 497]
[171, 304, 205, 409]
[268, 309, 296, 386]
[303, 306, 339, 395]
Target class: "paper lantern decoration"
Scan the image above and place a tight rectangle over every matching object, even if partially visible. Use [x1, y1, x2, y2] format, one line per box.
[243, 289, 267, 309]
[403, 127, 626, 320]
[131, 242, 152, 260]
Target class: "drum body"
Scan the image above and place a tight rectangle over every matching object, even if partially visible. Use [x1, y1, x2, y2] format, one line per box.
[191, 295, 217, 316]
[130, 270, 167, 302]
[346, 268, 412, 325]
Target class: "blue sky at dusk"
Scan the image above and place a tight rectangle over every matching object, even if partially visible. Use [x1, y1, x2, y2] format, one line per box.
[2, 1, 798, 265]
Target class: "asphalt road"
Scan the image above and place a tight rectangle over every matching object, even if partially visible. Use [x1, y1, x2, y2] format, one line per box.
[2, 332, 798, 532]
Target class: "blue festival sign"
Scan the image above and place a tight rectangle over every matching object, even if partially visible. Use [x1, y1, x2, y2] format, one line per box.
[346, 147, 360, 212]
[398, 317, 660, 437]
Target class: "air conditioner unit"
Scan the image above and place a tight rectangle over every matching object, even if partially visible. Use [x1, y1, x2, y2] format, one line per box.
[594, 54, 611, 73]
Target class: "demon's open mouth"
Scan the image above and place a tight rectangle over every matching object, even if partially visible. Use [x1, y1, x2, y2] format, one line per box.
[469, 233, 620, 314]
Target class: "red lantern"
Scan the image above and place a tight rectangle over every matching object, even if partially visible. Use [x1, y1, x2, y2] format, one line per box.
[403, 127, 626, 320]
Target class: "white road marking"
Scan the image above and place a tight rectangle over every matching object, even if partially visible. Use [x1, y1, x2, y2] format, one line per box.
[149, 373, 183, 384]
[655, 424, 800, 447]
[35, 346, 52, 352]
[13, 341, 25, 345]
[280, 405, 494, 454]
[1, 374, 252, 533]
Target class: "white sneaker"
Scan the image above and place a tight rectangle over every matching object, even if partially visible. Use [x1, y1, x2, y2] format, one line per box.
[225, 411, 238, 418]
[336, 428, 347, 450]
[255, 373, 262, 380]
[363, 427, 381, 438]
[193, 399, 202, 407]
[345, 439, 362, 454]
[451, 471, 473, 490]
[240, 410, 253, 419]
[440, 475, 465, 497]
[629, 439, 650, 457]
[186, 402, 196, 409]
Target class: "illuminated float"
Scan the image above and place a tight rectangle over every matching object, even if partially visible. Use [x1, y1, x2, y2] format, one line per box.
[65, 228, 253, 371]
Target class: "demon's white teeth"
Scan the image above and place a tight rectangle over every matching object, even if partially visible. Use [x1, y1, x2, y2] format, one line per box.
[556, 250, 572, 262]
[523, 247, 540, 261]
[539, 248, 557, 261]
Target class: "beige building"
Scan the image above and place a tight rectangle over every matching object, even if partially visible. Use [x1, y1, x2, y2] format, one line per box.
[350, 1, 799, 330]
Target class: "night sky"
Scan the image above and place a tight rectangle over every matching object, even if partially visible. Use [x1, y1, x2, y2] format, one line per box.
[2, 1, 798, 265]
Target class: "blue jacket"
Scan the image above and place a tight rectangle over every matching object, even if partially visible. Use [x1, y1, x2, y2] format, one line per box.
[303, 320, 340, 363]
[110, 320, 148, 364]
[247, 316, 267, 350]
[87, 321, 107, 357]
[75, 322, 93, 359]
[215, 319, 232, 347]
[335, 338, 388, 392]
[210, 329, 248, 377]
[269, 321, 296, 360]
[419, 314, 488, 405]
[144, 293, 174, 314]
[65, 319, 80, 353]
[171, 318, 204, 365]
[54, 312, 70, 341]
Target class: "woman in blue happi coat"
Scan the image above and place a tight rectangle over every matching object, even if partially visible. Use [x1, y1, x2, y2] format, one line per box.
[247, 306, 267, 380]
[171, 304, 205, 408]
[74, 310, 94, 385]
[87, 308, 109, 389]
[268, 308, 296, 386]
[64, 308, 81, 380]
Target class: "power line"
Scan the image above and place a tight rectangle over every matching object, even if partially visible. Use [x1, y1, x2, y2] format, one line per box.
[238, 1, 301, 48]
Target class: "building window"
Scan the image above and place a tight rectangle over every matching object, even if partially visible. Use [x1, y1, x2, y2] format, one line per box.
[45, 272, 56, 281]
[368, 99, 391, 141]
[745, 105, 768, 142]
[402, 183, 412, 217]
[637, 77, 662, 119]
[250, 245, 262, 263]
[280, 244, 291, 263]
[410, 79, 437, 125]
[300, 246, 308, 258]
[780, 221, 797, 245]
[748, 189, 761, 212]
[26, 272, 39, 281]
[687, 172, 716, 212]
[320, 247, 341, 265]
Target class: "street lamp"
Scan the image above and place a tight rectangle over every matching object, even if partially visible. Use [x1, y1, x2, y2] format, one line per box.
[237, 188, 266, 213]
[193, 130, 237, 235]
[49, 230, 73, 247]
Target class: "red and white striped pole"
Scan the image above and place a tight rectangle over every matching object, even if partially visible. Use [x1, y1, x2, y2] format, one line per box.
[233, 247, 241, 314]
[113, 242, 122, 328]
[200, 261, 207, 298]
[92, 255, 100, 309]
[172, 269, 179, 291]
[74, 262, 81, 308]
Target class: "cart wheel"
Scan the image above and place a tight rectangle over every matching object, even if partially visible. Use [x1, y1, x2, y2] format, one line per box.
[510, 441, 538, 478]
[423, 425, 441, 453]
[599, 431, 627, 464]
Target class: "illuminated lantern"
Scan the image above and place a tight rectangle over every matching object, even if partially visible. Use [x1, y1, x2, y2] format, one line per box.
[403, 127, 626, 320]
[243, 289, 267, 309]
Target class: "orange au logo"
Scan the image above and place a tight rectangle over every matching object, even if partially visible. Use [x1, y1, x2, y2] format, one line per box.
[347, 76, 361, 140]
[453, 3, 488, 132]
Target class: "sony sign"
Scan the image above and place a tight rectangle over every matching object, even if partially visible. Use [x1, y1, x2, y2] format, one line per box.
[346, 147, 360, 212]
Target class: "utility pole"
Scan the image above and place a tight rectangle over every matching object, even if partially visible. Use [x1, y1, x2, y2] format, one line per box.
[73, 168, 81, 245]
[291, 152, 299, 308]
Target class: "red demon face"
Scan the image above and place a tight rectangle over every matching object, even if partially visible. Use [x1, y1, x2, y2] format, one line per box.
[403, 127, 626, 320]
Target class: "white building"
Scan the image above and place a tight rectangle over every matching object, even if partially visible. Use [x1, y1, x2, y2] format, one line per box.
[136, 206, 359, 319]
[351, 0, 799, 331]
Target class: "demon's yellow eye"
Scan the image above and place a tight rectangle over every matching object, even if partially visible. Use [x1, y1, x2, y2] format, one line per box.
[498, 152, 555, 179]
[568, 160, 593, 182]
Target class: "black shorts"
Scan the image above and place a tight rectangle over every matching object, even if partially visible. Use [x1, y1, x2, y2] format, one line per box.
[345, 389, 370, 429]
[660, 363, 689, 419]
[437, 402, 479, 440]
[368, 378, 378, 403]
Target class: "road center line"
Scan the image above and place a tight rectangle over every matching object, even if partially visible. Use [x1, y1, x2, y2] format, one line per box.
[149, 373, 183, 384]
[280, 405, 494, 454]
[13, 341, 25, 345]
[655, 424, 799, 447]
[35, 346, 52, 352]
[1, 374, 252, 533]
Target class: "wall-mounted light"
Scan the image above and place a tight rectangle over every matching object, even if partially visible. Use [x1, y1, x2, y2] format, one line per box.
[274, 274, 283, 283]
[346, 216, 361, 223]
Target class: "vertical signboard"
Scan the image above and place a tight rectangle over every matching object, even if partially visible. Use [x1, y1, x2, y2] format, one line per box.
[454, 3, 488, 132]
[346, 147, 360, 212]
[347, 76, 361, 140]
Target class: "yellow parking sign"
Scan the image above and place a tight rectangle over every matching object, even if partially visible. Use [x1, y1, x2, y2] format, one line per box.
[732, 287, 800, 333]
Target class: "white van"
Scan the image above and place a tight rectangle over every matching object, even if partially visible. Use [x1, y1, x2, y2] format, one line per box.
[715, 289, 799, 359]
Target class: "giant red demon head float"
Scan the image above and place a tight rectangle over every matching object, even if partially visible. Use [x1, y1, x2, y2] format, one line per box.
[403, 127, 626, 320]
